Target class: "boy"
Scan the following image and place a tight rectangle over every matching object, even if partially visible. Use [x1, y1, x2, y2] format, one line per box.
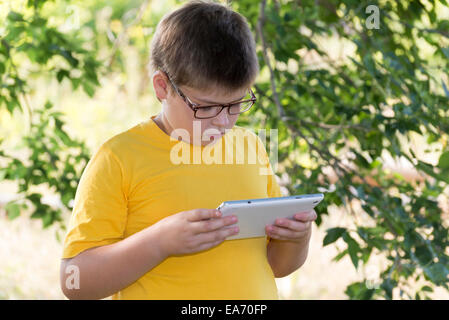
[60, 0, 316, 300]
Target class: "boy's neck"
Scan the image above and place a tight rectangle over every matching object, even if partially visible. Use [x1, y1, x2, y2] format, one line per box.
[153, 114, 170, 136]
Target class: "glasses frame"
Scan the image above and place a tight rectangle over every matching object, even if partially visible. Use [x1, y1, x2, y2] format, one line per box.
[163, 71, 257, 119]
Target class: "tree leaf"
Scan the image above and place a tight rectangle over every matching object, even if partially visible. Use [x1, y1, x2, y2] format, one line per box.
[5, 202, 21, 220]
[438, 151, 449, 170]
[323, 227, 346, 246]
[7, 11, 24, 22]
[423, 264, 449, 284]
[343, 232, 360, 269]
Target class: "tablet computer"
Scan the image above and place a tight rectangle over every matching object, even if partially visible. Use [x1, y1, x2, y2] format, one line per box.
[216, 193, 324, 240]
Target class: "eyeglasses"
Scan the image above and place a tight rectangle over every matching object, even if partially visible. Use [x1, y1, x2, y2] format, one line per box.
[163, 71, 257, 119]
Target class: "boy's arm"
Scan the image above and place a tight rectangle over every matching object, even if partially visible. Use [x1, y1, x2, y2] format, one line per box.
[60, 223, 167, 300]
[60, 208, 238, 300]
[265, 210, 316, 278]
[266, 229, 311, 278]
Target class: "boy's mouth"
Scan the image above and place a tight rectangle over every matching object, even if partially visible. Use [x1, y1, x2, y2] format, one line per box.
[208, 132, 223, 140]
[204, 129, 225, 140]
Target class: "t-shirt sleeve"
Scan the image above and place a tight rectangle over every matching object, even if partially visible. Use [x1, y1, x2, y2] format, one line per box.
[62, 144, 128, 259]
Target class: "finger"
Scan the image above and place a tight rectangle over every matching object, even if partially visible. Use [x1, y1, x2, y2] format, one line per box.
[193, 214, 238, 234]
[266, 224, 309, 239]
[187, 209, 221, 222]
[293, 210, 317, 222]
[273, 218, 310, 232]
[197, 225, 239, 245]
[266, 233, 299, 242]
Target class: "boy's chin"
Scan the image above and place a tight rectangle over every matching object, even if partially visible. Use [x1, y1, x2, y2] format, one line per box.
[186, 133, 224, 147]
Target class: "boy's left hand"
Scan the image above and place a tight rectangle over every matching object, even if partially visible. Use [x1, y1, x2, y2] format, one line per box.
[265, 210, 317, 242]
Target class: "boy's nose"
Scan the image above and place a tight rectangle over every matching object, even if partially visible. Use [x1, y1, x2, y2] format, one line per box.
[212, 107, 231, 126]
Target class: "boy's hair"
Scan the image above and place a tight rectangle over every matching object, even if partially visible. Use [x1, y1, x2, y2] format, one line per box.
[149, 0, 259, 95]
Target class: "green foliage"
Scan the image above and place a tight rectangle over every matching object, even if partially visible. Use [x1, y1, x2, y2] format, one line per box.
[0, 2, 101, 113]
[233, 0, 449, 299]
[0, 0, 98, 232]
[0, 102, 90, 230]
[323, 227, 346, 246]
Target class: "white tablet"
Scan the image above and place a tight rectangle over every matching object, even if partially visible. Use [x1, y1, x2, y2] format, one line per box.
[216, 193, 324, 240]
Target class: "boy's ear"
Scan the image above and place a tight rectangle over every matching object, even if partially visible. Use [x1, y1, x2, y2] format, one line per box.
[152, 70, 170, 101]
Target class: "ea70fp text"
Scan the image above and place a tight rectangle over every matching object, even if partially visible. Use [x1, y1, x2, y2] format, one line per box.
[180, 304, 268, 317]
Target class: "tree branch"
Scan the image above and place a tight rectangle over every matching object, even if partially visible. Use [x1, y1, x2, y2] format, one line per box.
[107, 0, 151, 68]
[256, 0, 286, 119]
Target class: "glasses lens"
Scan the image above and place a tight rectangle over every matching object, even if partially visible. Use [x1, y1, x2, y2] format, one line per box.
[195, 91, 255, 118]
[228, 100, 253, 115]
[195, 106, 223, 118]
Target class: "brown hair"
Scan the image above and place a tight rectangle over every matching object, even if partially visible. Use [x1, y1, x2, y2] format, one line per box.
[149, 0, 259, 95]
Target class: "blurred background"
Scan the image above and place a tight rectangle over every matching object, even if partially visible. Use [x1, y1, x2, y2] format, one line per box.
[1, 0, 449, 299]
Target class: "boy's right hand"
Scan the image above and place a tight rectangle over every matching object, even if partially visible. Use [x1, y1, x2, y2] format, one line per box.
[154, 209, 239, 257]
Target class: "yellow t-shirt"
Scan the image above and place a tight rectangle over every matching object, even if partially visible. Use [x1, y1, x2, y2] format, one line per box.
[62, 115, 283, 300]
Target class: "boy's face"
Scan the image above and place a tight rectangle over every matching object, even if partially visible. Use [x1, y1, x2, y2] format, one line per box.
[153, 71, 248, 147]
